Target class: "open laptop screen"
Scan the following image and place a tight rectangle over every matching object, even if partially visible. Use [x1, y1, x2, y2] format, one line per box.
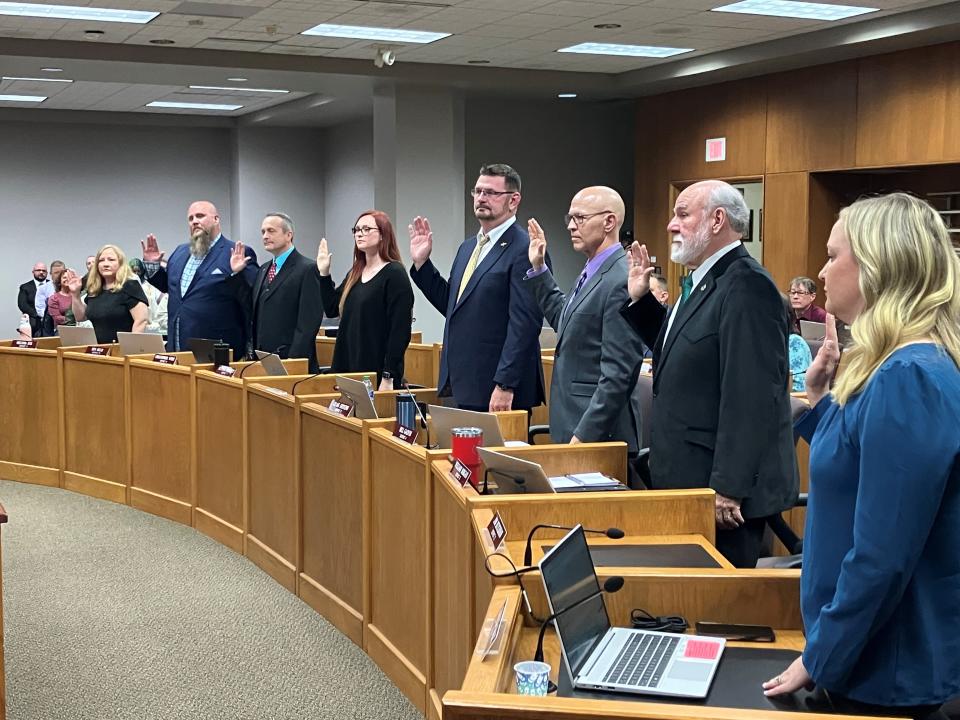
[539, 525, 611, 681]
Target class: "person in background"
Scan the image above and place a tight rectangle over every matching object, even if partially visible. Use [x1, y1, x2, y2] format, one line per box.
[782, 293, 812, 392]
[764, 193, 960, 719]
[316, 210, 413, 387]
[788, 275, 827, 334]
[129, 258, 168, 337]
[17, 261, 48, 336]
[37, 260, 65, 336]
[47, 263, 74, 330]
[648, 273, 670, 308]
[63, 245, 147, 344]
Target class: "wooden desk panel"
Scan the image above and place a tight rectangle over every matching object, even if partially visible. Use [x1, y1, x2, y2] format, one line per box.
[299, 405, 366, 646]
[245, 385, 299, 592]
[405, 342, 440, 388]
[531, 356, 553, 431]
[61, 352, 128, 503]
[0, 347, 60, 486]
[194, 371, 246, 551]
[127, 359, 194, 525]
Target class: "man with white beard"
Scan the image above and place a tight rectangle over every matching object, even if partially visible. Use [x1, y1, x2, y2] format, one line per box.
[141, 200, 258, 358]
[619, 180, 797, 568]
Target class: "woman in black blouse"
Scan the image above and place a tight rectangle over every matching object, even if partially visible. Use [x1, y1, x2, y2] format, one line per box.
[316, 210, 414, 389]
[63, 244, 148, 344]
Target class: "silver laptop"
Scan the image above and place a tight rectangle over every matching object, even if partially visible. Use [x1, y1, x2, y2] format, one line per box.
[799, 320, 826, 341]
[475, 447, 555, 494]
[116, 332, 166, 356]
[429, 405, 505, 449]
[540, 525, 724, 699]
[58, 325, 98, 346]
[254, 350, 288, 376]
[335, 375, 378, 420]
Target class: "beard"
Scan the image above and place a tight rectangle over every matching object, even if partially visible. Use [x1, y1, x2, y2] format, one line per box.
[670, 225, 711, 266]
[190, 228, 213, 257]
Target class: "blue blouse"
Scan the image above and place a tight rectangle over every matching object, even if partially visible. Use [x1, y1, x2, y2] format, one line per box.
[796, 344, 960, 705]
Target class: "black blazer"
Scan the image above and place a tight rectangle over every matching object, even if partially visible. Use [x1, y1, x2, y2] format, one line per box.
[411, 222, 545, 410]
[231, 249, 323, 372]
[18, 280, 38, 319]
[621, 245, 798, 519]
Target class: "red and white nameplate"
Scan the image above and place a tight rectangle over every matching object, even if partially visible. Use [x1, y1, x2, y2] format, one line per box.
[450, 458, 473, 487]
[486, 511, 507, 551]
[328, 397, 354, 417]
[215, 365, 236, 377]
[85, 345, 108, 356]
[153, 353, 178, 365]
[393, 424, 418, 444]
[13, 339, 36, 348]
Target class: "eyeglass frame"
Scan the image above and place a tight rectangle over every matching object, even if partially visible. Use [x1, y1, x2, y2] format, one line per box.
[788, 289, 813, 296]
[470, 188, 518, 199]
[564, 210, 614, 226]
[351, 225, 380, 236]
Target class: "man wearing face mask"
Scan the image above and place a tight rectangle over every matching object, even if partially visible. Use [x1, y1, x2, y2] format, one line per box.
[140, 200, 258, 359]
[18, 262, 49, 336]
[621, 180, 796, 568]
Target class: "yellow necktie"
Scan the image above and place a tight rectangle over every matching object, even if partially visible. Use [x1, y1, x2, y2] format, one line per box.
[457, 232, 489, 301]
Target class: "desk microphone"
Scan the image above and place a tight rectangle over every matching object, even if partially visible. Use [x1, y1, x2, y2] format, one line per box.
[523, 524, 624, 566]
[534, 576, 624, 692]
[401, 379, 437, 449]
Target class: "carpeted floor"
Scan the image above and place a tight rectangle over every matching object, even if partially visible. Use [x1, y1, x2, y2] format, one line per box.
[0, 479, 423, 720]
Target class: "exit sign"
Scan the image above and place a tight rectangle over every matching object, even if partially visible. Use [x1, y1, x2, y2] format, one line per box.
[705, 137, 726, 162]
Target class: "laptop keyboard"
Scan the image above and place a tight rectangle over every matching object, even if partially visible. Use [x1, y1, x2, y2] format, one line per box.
[602, 633, 679, 688]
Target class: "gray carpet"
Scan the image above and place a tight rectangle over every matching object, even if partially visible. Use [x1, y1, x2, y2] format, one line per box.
[0, 479, 423, 720]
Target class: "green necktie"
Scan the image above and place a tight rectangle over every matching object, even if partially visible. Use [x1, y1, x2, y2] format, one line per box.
[680, 274, 693, 304]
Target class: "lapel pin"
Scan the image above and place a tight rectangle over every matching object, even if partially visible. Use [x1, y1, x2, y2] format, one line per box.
[500, 241, 507, 247]
[700, 284, 706, 291]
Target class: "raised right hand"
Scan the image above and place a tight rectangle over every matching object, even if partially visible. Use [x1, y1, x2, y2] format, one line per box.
[62, 269, 82, 296]
[627, 241, 654, 302]
[316, 238, 332, 277]
[805, 314, 842, 406]
[408, 216, 433, 269]
[527, 218, 547, 271]
[230, 242, 251, 274]
[141, 234, 164, 263]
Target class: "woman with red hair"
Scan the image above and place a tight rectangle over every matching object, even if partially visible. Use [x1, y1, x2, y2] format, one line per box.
[316, 210, 414, 389]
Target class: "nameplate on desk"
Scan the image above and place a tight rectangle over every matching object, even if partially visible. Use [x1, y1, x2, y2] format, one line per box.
[13, 339, 36, 348]
[393, 424, 418, 445]
[328, 398, 353, 417]
[450, 458, 473, 487]
[486, 511, 507, 551]
[152, 353, 177, 365]
[85, 345, 108, 356]
[215, 365, 236, 377]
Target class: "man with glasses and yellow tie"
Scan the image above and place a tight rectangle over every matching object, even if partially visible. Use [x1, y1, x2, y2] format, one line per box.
[409, 163, 545, 412]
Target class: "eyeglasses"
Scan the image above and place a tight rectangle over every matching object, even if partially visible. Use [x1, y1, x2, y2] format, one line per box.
[564, 210, 613, 226]
[470, 188, 516, 199]
[352, 225, 379, 236]
[788, 290, 812, 296]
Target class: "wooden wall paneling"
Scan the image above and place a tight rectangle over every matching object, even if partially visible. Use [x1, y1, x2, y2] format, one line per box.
[0, 348, 60, 486]
[404, 342, 439, 389]
[806, 172, 842, 284]
[530, 356, 552, 432]
[762, 172, 811, 291]
[765, 63, 858, 173]
[856, 42, 960, 167]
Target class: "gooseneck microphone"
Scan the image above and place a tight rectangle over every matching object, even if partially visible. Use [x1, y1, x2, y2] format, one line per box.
[523, 524, 625, 566]
[533, 576, 625, 692]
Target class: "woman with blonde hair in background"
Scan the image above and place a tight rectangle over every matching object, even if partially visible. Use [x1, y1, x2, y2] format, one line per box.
[62, 244, 148, 344]
[764, 192, 960, 719]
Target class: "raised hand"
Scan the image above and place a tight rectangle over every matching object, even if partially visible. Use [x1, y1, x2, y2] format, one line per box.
[230, 242, 251, 274]
[805, 314, 842, 406]
[141, 233, 164, 263]
[62, 269, 82, 296]
[316, 238, 332, 277]
[408, 216, 433, 270]
[527, 218, 547, 271]
[627, 241, 654, 302]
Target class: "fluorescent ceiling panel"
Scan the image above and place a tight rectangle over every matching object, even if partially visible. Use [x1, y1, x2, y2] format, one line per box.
[2, 75, 72, 83]
[711, 0, 876, 20]
[0, 2, 159, 23]
[188, 85, 289, 93]
[301, 23, 450, 44]
[147, 101, 242, 110]
[0, 94, 46, 102]
[558, 42, 693, 58]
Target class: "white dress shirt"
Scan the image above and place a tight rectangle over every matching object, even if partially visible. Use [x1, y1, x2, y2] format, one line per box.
[474, 215, 516, 266]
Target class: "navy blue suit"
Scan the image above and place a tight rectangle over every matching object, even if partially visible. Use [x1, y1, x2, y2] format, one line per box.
[410, 221, 545, 410]
[148, 235, 258, 357]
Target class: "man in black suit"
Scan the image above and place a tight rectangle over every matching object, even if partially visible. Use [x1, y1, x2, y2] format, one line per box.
[621, 180, 797, 567]
[17, 262, 48, 336]
[229, 212, 323, 372]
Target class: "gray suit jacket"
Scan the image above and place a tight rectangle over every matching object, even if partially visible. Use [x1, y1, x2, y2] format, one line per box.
[526, 246, 645, 452]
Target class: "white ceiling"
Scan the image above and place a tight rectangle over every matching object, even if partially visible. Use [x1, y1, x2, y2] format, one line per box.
[0, 0, 958, 120]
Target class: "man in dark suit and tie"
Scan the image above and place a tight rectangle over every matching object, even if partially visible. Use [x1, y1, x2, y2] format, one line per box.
[409, 163, 545, 411]
[141, 200, 258, 359]
[621, 180, 797, 567]
[17, 262, 48, 336]
[525, 186, 645, 452]
[227, 212, 323, 372]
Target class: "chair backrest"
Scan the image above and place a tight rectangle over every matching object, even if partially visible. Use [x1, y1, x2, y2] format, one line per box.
[636, 372, 653, 449]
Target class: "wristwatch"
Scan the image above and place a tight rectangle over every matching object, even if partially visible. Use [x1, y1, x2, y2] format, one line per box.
[382, 371, 393, 381]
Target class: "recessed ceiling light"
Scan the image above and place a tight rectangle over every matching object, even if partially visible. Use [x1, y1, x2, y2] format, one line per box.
[711, 0, 876, 20]
[0, 2, 159, 23]
[467, 59, 490, 64]
[558, 42, 693, 58]
[147, 101, 242, 111]
[593, 23, 621, 29]
[3, 75, 73, 83]
[558, 93, 577, 98]
[0, 94, 46, 102]
[227, 77, 248, 82]
[149, 38, 175, 44]
[301, 22, 450, 44]
[41, 67, 63, 72]
[189, 85, 289, 93]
